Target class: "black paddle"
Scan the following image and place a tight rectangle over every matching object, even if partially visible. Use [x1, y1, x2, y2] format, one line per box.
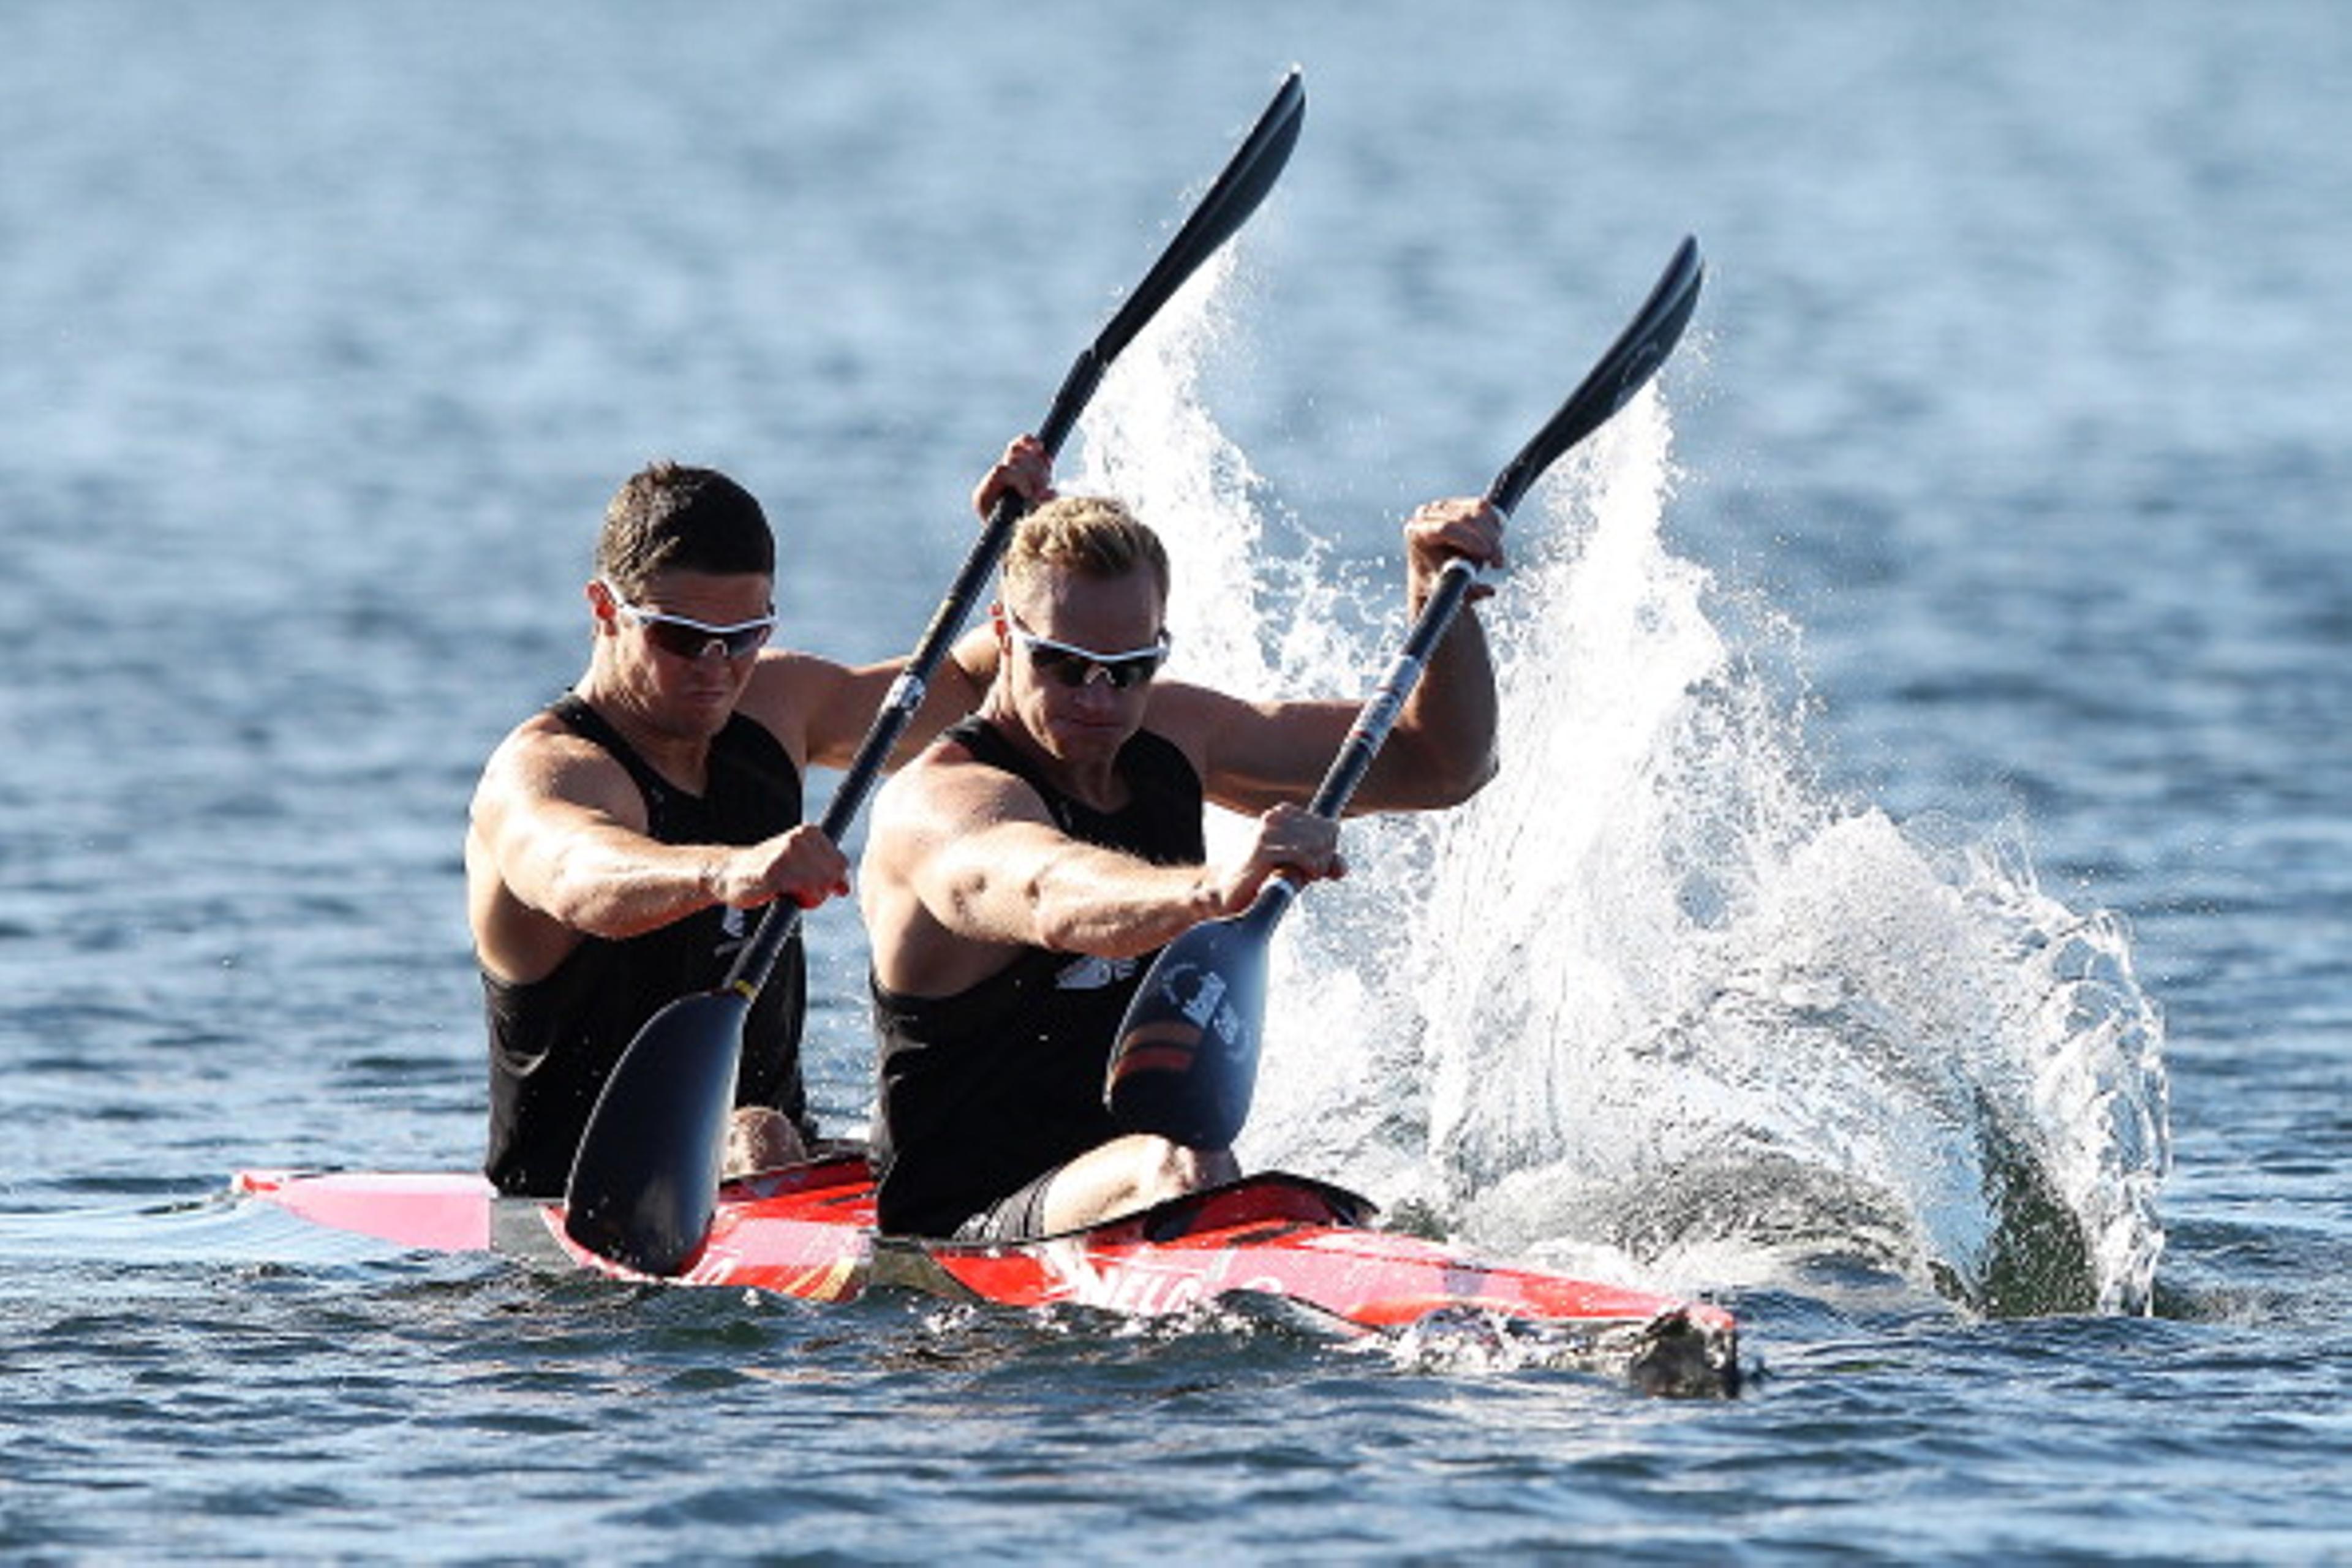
[1103, 234, 1705, 1149]
[563, 69, 1308, 1276]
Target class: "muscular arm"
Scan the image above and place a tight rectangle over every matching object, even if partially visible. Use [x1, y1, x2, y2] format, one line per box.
[861, 748, 1336, 997]
[1158, 497, 1503, 817]
[939, 816, 1218, 962]
[1156, 609, 1496, 818]
[779, 624, 1002, 774]
[774, 433, 1049, 774]
[861, 756, 1207, 998]
[467, 722, 845, 986]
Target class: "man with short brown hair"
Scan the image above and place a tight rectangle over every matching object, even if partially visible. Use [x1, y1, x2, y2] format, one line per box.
[469, 440, 1049, 1196]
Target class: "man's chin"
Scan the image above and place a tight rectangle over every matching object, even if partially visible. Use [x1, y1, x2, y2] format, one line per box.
[672, 690, 739, 732]
[1044, 722, 1128, 759]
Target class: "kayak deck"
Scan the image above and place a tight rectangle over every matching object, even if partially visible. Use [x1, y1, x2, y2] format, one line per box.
[233, 1155, 1738, 1395]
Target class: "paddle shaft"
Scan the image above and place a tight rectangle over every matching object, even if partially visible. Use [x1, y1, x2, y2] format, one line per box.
[1213, 236, 1706, 911]
[1220, 553, 1479, 950]
[718, 368, 1098, 996]
[1287, 233, 1705, 840]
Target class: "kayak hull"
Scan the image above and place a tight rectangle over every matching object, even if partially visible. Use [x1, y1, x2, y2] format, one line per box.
[233, 1154, 1738, 1395]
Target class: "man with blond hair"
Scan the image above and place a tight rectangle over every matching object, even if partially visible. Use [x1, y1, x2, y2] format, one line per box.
[859, 486, 1504, 1240]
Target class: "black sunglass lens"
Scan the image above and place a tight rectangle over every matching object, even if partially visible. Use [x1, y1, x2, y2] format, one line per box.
[646, 624, 697, 658]
[1021, 635, 1161, 688]
[1061, 654, 1156, 688]
[1028, 647, 1085, 686]
[644, 621, 764, 659]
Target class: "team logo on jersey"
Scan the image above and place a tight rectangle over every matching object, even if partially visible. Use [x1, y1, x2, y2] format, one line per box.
[1055, 954, 1138, 991]
[714, 905, 750, 960]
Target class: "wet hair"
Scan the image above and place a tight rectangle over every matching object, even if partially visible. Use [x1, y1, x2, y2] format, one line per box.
[1001, 494, 1170, 609]
[594, 461, 775, 597]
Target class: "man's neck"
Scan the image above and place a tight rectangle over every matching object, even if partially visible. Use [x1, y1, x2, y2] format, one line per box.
[976, 698, 1126, 813]
[574, 677, 715, 795]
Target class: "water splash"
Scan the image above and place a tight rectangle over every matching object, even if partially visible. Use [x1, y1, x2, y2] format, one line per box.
[1076, 246, 1357, 704]
[1071, 275, 2170, 1318]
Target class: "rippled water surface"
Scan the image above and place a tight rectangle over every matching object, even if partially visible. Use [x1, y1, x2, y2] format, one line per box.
[3, 2, 2346, 1561]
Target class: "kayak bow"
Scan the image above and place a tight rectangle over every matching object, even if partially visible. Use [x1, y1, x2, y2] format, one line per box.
[235, 1153, 1738, 1396]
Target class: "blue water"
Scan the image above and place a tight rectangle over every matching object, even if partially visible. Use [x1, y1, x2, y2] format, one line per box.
[4, 1, 2346, 1561]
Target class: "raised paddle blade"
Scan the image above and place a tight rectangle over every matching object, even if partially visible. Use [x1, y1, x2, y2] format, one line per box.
[563, 70, 1310, 1277]
[1108, 236, 1708, 1148]
[1104, 884, 1291, 1148]
[1093, 69, 1304, 370]
[561, 987, 750, 1275]
[1488, 235, 1704, 517]
[1035, 68, 1305, 454]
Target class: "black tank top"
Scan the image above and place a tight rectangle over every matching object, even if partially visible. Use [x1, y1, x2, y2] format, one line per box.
[870, 715, 1205, 1236]
[483, 693, 809, 1196]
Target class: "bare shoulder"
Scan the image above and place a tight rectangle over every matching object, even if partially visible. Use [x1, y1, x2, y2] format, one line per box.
[872, 733, 1028, 835]
[736, 647, 867, 767]
[1140, 679, 1346, 812]
[474, 709, 642, 829]
[870, 733, 1066, 880]
[1130, 679, 1232, 771]
[743, 646, 850, 702]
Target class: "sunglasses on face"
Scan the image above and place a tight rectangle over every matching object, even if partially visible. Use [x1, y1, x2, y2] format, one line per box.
[604, 583, 776, 661]
[1006, 618, 1171, 690]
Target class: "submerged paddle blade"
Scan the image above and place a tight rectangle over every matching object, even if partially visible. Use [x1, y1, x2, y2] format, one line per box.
[1106, 884, 1292, 1148]
[563, 987, 750, 1275]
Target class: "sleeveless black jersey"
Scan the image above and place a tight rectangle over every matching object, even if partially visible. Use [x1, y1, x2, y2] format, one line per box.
[483, 693, 809, 1196]
[870, 715, 1205, 1237]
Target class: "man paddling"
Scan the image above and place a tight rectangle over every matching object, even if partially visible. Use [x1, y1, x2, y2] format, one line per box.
[858, 488, 1503, 1240]
[469, 443, 1051, 1197]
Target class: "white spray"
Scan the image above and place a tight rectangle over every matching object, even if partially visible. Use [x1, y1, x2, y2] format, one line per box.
[1071, 265, 2171, 1317]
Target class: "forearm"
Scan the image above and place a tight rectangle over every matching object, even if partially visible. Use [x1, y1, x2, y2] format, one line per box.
[1020, 845, 1221, 960]
[1341, 497, 1506, 811]
[1403, 602, 1501, 796]
[1349, 598, 1499, 811]
[528, 831, 727, 940]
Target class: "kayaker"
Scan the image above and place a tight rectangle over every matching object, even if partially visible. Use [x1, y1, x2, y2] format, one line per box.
[859, 487, 1503, 1240]
[469, 442, 1053, 1198]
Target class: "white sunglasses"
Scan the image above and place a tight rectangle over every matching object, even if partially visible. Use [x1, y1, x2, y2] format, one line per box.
[603, 581, 775, 660]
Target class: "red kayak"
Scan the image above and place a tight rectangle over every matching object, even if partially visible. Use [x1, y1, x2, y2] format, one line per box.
[233, 1152, 1738, 1395]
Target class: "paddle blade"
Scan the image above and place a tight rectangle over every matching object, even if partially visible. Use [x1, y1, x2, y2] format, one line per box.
[1090, 67, 1305, 371]
[1487, 235, 1705, 516]
[562, 987, 750, 1275]
[1104, 889, 1289, 1148]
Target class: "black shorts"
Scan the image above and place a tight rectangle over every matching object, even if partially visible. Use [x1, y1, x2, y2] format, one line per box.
[951, 1160, 1072, 1244]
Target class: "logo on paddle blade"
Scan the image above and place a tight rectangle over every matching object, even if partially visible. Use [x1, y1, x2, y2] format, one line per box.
[1148, 962, 1243, 1054]
[1176, 967, 1226, 1029]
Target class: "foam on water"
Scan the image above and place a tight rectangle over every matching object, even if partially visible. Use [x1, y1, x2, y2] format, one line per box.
[1074, 274, 2171, 1319]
